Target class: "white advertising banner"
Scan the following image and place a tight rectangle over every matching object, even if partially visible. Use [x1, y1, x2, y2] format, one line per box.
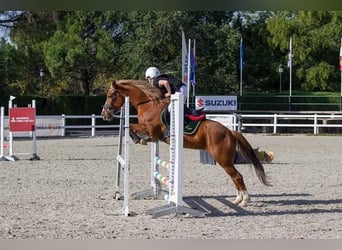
[195, 95, 237, 111]
[4, 116, 64, 137]
[206, 114, 235, 130]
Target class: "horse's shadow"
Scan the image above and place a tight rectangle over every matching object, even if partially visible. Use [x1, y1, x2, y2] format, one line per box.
[183, 193, 342, 217]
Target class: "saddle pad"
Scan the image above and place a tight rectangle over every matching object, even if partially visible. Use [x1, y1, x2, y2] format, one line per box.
[160, 110, 202, 135]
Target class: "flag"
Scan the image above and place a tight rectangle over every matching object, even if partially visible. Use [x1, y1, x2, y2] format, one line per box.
[288, 36, 293, 68]
[239, 37, 244, 70]
[340, 37, 342, 71]
[190, 39, 196, 87]
[181, 30, 188, 83]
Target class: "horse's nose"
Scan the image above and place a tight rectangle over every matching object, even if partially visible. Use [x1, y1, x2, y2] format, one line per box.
[100, 108, 107, 119]
[101, 109, 113, 121]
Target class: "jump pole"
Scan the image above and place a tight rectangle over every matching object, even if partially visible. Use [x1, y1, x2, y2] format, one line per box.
[0, 106, 6, 161]
[115, 96, 130, 216]
[114, 105, 125, 200]
[131, 141, 168, 200]
[7, 98, 16, 161]
[147, 92, 205, 218]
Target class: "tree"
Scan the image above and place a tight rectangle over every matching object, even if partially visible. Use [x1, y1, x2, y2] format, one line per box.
[267, 11, 342, 92]
[0, 36, 32, 98]
[44, 11, 117, 95]
[232, 11, 277, 93]
[8, 11, 63, 95]
[115, 11, 239, 95]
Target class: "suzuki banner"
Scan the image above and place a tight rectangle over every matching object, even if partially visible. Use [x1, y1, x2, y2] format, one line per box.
[195, 95, 237, 111]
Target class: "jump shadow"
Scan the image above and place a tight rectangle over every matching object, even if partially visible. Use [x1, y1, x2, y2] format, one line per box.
[183, 193, 342, 217]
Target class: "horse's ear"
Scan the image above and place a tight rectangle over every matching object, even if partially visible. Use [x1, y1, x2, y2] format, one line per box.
[111, 79, 117, 88]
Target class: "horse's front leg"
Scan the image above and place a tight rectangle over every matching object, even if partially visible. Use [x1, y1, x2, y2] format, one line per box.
[129, 123, 154, 145]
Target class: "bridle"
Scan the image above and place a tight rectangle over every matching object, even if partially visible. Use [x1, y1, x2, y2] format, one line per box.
[102, 88, 122, 117]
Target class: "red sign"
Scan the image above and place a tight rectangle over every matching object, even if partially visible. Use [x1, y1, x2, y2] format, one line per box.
[9, 108, 36, 132]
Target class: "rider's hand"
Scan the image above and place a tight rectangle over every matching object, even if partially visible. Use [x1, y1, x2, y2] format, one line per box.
[164, 93, 171, 98]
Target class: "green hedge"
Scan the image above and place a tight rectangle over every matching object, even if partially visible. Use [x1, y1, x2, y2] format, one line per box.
[0, 95, 108, 115]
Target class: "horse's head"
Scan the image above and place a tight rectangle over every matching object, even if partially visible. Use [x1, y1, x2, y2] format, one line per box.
[101, 80, 125, 121]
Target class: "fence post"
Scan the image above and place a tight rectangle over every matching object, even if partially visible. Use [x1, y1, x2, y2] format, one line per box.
[237, 114, 242, 132]
[31, 100, 40, 160]
[314, 114, 318, 135]
[61, 114, 66, 136]
[91, 114, 96, 137]
[273, 113, 277, 134]
[232, 114, 237, 131]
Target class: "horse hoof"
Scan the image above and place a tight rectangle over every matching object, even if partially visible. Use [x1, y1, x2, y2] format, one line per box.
[140, 138, 147, 145]
[232, 198, 242, 205]
[114, 192, 122, 200]
[239, 200, 248, 207]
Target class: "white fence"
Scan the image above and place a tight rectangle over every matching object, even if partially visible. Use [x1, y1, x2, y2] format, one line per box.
[237, 113, 342, 134]
[2, 114, 122, 138]
[2, 113, 342, 137]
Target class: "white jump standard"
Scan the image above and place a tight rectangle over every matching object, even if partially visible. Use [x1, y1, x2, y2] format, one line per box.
[146, 93, 205, 218]
[0, 106, 6, 161]
[116, 97, 131, 216]
[1, 97, 40, 161]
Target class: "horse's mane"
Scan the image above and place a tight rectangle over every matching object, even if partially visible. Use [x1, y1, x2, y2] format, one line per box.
[116, 79, 163, 100]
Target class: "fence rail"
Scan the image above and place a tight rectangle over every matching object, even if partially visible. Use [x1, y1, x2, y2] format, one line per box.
[237, 113, 342, 134]
[59, 112, 342, 136]
[2, 113, 342, 137]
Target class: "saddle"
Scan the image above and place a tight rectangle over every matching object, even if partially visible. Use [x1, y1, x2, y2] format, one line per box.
[160, 106, 206, 140]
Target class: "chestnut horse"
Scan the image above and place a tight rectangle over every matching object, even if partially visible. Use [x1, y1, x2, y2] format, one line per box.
[101, 79, 271, 206]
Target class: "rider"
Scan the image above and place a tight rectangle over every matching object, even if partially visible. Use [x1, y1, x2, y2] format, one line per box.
[145, 66, 187, 110]
[145, 66, 204, 142]
[145, 66, 204, 116]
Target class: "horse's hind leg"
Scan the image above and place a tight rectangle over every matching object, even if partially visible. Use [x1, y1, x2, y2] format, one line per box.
[220, 163, 250, 206]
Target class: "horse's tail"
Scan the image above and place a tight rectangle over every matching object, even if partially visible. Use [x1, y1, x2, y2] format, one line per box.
[232, 131, 272, 186]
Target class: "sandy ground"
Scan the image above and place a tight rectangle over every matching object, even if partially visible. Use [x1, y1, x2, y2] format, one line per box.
[0, 134, 341, 239]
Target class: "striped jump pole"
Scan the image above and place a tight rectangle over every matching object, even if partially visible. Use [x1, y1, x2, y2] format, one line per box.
[115, 96, 130, 216]
[114, 105, 125, 200]
[146, 92, 205, 218]
[131, 141, 168, 200]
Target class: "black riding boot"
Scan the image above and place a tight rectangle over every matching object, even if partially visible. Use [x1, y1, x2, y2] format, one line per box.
[129, 131, 149, 145]
[129, 131, 140, 144]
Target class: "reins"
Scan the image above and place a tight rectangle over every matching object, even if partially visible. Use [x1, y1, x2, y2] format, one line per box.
[136, 99, 153, 106]
[136, 96, 165, 106]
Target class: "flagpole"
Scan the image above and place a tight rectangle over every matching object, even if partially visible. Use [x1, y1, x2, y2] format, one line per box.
[340, 36, 342, 96]
[288, 36, 293, 111]
[240, 37, 243, 96]
[193, 39, 196, 98]
[181, 30, 187, 83]
[289, 36, 292, 97]
[187, 38, 191, 108]
[340, 36, 342, 110]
